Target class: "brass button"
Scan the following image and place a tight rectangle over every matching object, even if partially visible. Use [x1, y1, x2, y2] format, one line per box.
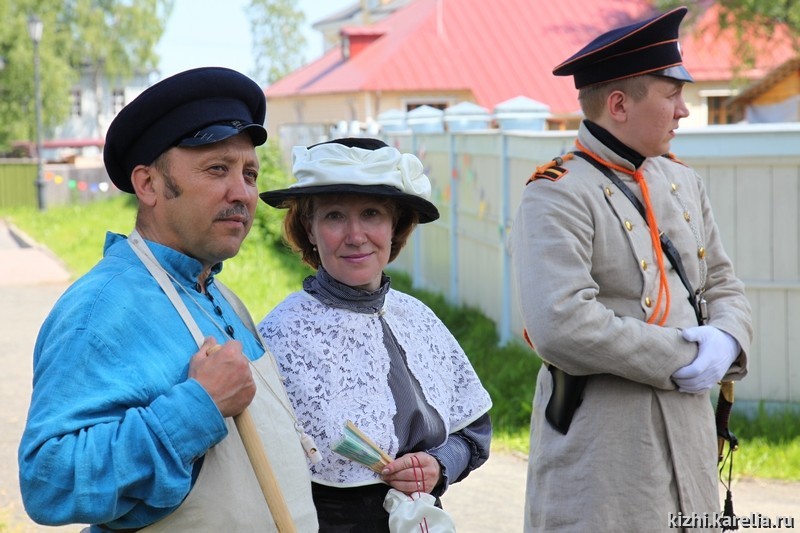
[640, 259, 648, 270]
[698, 247, 706, 259]
[671, 183, 678, 192]
[624, 220, 633, 231]
[684, 211, 691, 222]
[605, 186, 613, 197]
[645, 296, 653, 307]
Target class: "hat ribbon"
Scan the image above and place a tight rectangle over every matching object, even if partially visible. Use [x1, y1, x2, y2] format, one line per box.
[291, 145, 432, 200]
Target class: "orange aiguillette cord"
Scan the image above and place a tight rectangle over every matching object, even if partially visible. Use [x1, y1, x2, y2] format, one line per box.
[575, 140, 671, 325]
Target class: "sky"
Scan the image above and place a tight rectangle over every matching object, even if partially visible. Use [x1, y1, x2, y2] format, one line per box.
[156, 0, 353, 80]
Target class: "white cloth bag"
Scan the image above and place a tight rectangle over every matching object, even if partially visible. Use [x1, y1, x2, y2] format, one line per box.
[384, 488, 457, 533]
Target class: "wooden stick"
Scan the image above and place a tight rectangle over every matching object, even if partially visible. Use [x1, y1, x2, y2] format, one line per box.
[209, 344, 296, 532]
[234, 410, 297, 532]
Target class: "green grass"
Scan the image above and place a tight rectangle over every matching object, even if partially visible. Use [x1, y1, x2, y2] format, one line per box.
[388, 273, 540, 436]
[2, 143, 798, 482]
[3, 195, 139, 276]
[729, 405, 800, 481]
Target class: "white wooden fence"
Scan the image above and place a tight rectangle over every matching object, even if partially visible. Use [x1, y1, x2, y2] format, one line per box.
[385, 124, 800, 405]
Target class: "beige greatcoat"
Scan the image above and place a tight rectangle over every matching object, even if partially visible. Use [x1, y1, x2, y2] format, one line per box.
[510, 123, 752, 532]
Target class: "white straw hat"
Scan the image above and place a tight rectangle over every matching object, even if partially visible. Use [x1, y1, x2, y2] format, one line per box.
[259, 138, 439, 224]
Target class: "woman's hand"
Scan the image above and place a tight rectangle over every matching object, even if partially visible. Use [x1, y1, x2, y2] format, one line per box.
[381, 451, 441, 495]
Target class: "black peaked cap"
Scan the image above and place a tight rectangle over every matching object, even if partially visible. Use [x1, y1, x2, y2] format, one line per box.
[553, 7, 693, 89]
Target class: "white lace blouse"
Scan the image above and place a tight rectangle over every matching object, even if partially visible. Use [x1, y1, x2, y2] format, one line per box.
[258, 289, 492, 487]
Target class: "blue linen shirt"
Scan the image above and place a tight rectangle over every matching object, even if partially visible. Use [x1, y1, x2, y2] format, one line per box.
[18, 232, 265, 529]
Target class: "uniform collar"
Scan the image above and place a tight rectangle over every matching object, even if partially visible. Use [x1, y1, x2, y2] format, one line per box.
[583, 120, 646, 169]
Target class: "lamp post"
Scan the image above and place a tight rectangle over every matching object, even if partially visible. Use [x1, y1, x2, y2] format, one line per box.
[28, 14, 45, 211]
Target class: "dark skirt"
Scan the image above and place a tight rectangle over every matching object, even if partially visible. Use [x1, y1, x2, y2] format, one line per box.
[312, 482, 444, 532]
[312, 482, 391, 532]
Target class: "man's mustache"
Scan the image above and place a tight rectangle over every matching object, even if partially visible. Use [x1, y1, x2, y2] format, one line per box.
[215, 203, 251, 223]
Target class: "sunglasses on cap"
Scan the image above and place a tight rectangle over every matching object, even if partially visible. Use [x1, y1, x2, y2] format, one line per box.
[177, 120, 267, 148]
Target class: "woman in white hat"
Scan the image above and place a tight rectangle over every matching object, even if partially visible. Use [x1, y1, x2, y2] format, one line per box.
[257, 137, 492, 531]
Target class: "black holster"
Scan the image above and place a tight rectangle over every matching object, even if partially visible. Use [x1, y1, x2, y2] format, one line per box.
[545, 364, 588, 435]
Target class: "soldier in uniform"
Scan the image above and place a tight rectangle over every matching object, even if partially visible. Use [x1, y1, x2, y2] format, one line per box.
[510, 7, 753, 532]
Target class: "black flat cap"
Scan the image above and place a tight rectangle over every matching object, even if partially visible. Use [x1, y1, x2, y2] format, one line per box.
[103, 67, 267, 193]
[553, 6, 694, 89]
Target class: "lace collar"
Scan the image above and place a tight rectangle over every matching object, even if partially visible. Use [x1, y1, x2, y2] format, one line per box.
[303, 266, 390, 315]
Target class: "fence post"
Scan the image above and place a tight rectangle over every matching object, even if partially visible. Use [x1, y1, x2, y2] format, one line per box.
[449, 133, 459, 303]
[499, 133, 512, 345]
[411, 133, 423, 289]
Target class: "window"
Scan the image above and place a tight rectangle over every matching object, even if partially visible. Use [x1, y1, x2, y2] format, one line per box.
[341, 37, 350, 60]
[707, 96, 743, 125]
[701, 90, 743, 125]
[71, 89, 82, 117]
[112, 89, 125, 114]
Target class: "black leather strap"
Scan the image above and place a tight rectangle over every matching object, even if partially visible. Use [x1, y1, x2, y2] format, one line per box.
[573, 151, 702, 324]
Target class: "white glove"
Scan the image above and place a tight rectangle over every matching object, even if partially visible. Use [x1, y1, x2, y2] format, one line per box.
[672, 326, 739, 393]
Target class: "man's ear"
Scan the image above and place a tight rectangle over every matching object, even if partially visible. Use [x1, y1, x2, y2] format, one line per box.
[606, 90, 628, 124]
[131, 164, 157, 206]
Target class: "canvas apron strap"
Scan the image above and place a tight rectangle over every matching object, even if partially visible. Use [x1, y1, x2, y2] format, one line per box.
[126, 231, 317, 532]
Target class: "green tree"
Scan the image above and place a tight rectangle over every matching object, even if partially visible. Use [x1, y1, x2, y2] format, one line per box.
[658, 0, 800, 71]
[0, 0, 172, 153]
[0, 2, 69, 151]
[247, 0, 307, 85]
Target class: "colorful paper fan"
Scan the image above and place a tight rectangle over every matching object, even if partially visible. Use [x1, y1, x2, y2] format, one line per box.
[331, 420, 392, 473]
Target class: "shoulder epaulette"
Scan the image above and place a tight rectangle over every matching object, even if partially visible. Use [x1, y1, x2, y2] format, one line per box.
[527, 153, 574, 184]
[661, 152, 688, 167]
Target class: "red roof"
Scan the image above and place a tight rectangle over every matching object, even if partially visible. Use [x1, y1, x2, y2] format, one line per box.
[267, 0, 796, 115]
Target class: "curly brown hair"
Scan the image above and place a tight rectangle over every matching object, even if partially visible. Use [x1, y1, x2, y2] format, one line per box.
[281, 194, 419, 270]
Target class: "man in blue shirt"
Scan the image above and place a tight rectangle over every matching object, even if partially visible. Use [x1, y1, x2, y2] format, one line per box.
[18, 67, 317, 531]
